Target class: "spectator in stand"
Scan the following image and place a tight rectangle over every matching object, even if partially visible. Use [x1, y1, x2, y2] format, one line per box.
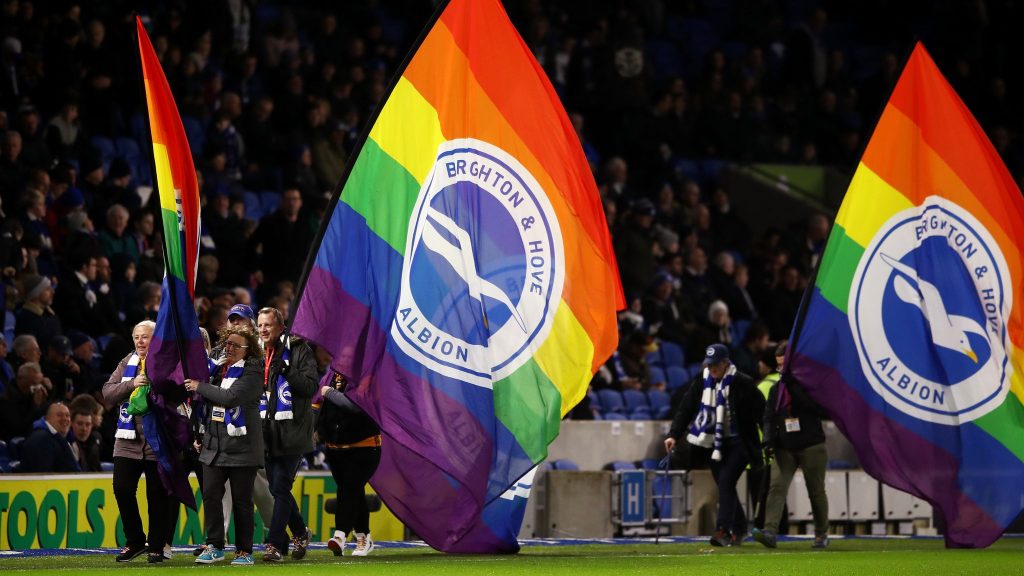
[99, 204, 139, 264]
[11, 333, 42, 372]
[0, 362, 50, 440]
[14, 272, 62, 346]
[249, 188, 313, 302]
[70, 400, 102, 472]
[42, 334, 79, 400]
[125, 280, 160, 328]
[68, 330, 103, 396]
[54, 249, 104, 337]
[706, 300, 734, 347]
[95, 160, 140, 218]
[729, 322, 772, 378]
[20, 401, 77, 472]
[614, 198, 658, 299]
[92, 255, 123, 336]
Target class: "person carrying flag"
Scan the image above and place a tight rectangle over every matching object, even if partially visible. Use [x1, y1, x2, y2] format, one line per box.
[102, 320, 176, 564]
[664, 343, 765, 546]
[185, 325, 265, 566]
[256, 306, 317, 562]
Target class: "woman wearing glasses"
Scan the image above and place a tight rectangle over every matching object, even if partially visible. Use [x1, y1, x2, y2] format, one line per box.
[184, 325, 264, 566]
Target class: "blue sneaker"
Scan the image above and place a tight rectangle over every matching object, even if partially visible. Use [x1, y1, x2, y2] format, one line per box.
[195, 546, 225, 564]
[231, 552, 254, 566]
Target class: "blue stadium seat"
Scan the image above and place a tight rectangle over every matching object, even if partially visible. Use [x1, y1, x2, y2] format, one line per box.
[115, 137, 141, 161]
[657, 340, 685, 368]
[588, 389, 601, 412]
[629, 407, 653, 420]
[242, 191, 262, 221]
[603, 412, 627, 421]
[607, 460, 637, 471]
[647, 390, 672, 420]
[648, 366, 667, 388]
[673, 158, 701, 183]
[592, 412, 603, 421]
[666, 366, 689, 392]
[646, 350, 663, 368]
[622, 389, 649, 413]
[89, 136, 116, 172]
[8, 436, 24, 460]
[638, 458, 660, 470]
[685, 363, 704, 380]
[551, 459, 579, 471]
[260, 190, 282, 215]
[598, 389, 626, 414]
[8, 460, 20, 472]
[181, 116, 205, 157]
[731, 319, 751, 345]
[100, 461, 114, 472]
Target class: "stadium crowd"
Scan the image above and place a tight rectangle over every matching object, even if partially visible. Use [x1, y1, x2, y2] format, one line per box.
[0, 0, 1019, 550]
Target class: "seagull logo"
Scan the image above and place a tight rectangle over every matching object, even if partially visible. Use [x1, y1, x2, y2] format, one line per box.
[420, 207, 528, 334]
[879, 253, 987, 363]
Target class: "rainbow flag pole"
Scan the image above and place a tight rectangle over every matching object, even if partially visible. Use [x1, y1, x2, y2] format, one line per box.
[135, 16, 207, 509]
[788, 43, 1024, 548]
[291, 0, 623, 553]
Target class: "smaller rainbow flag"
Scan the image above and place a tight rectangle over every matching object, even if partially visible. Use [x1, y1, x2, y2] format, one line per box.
[790, 43, 1024, 548]
[292, 0, 623, 552]
[136, 16, 207, 509]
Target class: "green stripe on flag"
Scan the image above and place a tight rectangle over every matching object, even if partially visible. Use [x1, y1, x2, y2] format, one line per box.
[816, 223, 865, 314]
[974, 397, 1024, 463]
[341, 137, 422, 256]
[493, 358, 563, 463]
[160, 208, 182, 277]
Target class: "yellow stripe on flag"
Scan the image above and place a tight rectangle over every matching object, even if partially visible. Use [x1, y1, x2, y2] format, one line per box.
[368, 77, 447, 184]
[152, 142, 176, 213]
[533, 300, 594, 416]
[1008, 346, 1024, 406]
[835, 162, 915, 248]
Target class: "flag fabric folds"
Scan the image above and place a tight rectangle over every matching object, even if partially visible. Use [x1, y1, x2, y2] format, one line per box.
[291, 0, 622, 553]
[789, 43, 1024, 548]
[136, 16, 206, 510]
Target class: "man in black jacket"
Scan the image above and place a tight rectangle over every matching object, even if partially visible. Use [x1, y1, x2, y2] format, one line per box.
[257, 307, 317, 562]
[21, 401, 78, 472]
[70, 403, 102, 472]
[664, 344, 765, 547]
[753, 341, 830, 549]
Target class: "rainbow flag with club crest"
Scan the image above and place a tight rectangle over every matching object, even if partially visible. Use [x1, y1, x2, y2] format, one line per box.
[292, 0, 622, 553]
[789, 43, 1024, 548]
[135, 16, 207, 509]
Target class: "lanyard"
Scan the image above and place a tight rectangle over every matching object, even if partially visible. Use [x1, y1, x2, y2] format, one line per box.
[264, 347, 275, 387]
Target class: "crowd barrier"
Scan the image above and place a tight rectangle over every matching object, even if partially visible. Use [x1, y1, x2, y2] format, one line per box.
[0, 472, 404, 550]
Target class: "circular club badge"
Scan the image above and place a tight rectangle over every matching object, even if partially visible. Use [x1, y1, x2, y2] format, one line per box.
[848, 196, 1012, 424]
[391, 139, 565, 388]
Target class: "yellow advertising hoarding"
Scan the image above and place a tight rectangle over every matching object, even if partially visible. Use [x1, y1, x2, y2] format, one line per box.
[0, 472, 404, 550]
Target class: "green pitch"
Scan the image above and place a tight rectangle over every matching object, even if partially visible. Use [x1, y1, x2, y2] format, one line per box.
[4, 539, 1022, 575]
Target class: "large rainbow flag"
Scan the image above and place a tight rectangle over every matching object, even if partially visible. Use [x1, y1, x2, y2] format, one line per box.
[789, 43, 1024, 548]
[292, 0, 622, 553]
[136, 17, 207, 509]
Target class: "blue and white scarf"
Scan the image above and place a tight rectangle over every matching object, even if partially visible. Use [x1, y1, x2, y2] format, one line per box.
[218, 359, 248, 437]
[115, 353, 142, 440]
[274, 337, 293, 421]
[686, 365, 736, 461]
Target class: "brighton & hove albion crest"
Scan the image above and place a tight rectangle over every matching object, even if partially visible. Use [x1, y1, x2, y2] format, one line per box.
[849, 196, 1011, 424]
[391, 139, 565, 387]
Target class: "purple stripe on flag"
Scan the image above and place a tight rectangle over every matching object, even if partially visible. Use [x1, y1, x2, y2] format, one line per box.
[790, 352, 1003, 547]
[294, 265, 496, 549]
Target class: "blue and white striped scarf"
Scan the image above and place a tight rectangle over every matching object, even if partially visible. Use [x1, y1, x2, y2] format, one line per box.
[115, 353, 141, 440]
[218, 359, 248, 437]
[274, 337, 293, 421]
[686, 365, 736, 461]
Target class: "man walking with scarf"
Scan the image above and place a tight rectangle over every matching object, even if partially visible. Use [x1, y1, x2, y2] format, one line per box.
[664, 343, 765, 546]
[257, 307, 317, 562]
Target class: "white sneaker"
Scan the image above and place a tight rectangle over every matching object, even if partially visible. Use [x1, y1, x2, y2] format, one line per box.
[352, 533, 374, 557]
[163, 545, 172, 560]
[327, 530, 346, 557]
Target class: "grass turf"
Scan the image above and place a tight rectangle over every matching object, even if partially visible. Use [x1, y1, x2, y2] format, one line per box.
[2, 538, 1022, 575]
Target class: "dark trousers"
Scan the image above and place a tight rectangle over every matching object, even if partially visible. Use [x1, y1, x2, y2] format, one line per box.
[202, 464, 258, 553]
[708, 437, 749, 534]
[326, 447, 381, 535]
[265, 454, 307, 550]
[113, 457, 172, 553]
